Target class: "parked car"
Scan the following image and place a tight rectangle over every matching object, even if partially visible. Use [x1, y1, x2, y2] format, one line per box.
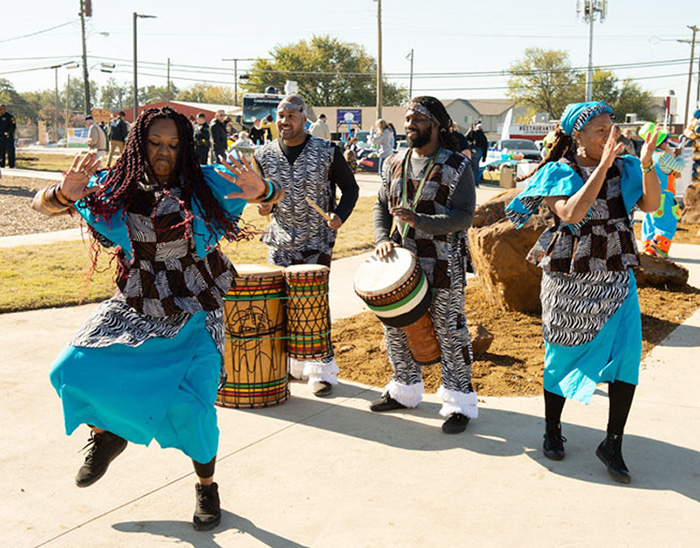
[494, 139, 542, 161]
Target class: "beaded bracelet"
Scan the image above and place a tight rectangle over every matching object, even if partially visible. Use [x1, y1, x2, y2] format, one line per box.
[641, 162, 655, 173]
[54, 184, 77, 207]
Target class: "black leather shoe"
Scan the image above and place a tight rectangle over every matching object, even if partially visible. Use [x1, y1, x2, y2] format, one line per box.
[75, 430, 128, 488]
[193, 482, 222, 531]
[596, 434, 631, 484]
[312, 381, 333, 397]
[442, 413, 469, 434]
[543, 425, 567, 461]
[369, 393, 407, 413]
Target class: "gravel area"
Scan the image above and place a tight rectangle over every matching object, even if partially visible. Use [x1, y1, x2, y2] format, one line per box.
[0, 176, 81, 237]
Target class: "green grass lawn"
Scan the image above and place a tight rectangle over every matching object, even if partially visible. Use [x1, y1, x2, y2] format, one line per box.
[16, 151, 84, 172]
[0, 196, 376, 313]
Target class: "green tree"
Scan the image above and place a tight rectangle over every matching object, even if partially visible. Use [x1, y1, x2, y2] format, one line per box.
[613, 78, 654, 121]
[241, 35, 406, 107]
[99, 78, 131, 110]
[572, 70, 654, 121]
[177, 83, 235, 105]
[139, 84, 179, 106]
[507, 48, 578, 118]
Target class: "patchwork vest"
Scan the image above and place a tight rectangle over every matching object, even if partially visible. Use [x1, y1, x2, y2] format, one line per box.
[255, 136, 336, 252]
[385, 148, 470, 289]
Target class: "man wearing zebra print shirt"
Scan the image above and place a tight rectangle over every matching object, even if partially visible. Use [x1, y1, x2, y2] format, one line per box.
[254, 95, 359, 397]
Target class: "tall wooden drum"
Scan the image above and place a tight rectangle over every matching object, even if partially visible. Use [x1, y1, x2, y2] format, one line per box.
[283, 265, 332, 360]
[217, 265, 288, 408]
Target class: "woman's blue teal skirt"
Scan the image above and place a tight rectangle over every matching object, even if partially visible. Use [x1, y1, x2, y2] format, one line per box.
[50, 312, 220, 464]
[543, 274, 642, 404]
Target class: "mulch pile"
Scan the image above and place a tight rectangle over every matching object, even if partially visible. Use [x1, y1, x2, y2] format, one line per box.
[332, 278, 700, 397]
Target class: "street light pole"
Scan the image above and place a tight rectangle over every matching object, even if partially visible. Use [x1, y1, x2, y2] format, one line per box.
[79, 0, 91, 115]
[578, 0, 607, 101]
[133, 12, 157, 122]
[406, 49, 414, 100]
[222, 58, 257, 106]
[376, 0, 383, 119]
[684, 25, 698, 125]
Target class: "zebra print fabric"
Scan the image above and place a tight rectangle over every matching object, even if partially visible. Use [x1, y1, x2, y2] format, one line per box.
[255, 136, 336, 257]
[540, 270, 629, 346]
[115, 184, 235, 317]
[70, 295, 224, 353]
[383, 234, 475, 397]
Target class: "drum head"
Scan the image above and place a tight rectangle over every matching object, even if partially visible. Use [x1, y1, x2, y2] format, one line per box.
[235, 264, 285, 278]
[354, 247, 416, 296]
[284, 264, 330, 274]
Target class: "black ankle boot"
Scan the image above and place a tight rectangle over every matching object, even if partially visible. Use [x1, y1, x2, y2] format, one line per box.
[542, 424, 566, 461]
[596, 434, 631, 484]
[193, 482, 222, 531]
[75, 431, 128, 488]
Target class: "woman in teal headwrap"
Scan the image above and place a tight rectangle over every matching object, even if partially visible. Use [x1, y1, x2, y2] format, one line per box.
[506, 101, 661, 484]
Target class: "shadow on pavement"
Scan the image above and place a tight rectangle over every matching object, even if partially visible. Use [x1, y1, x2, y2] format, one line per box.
[112, 510, 310, 548]
[237, 382, 700, 504]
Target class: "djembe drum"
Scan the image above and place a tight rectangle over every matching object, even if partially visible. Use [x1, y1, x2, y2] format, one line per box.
[217, 265, 288, 408]
[283, 265, 332, 361]
[353, 247, 441, 365]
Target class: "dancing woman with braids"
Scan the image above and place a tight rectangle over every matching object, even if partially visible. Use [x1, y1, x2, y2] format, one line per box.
[371, 96, 478, 434]
[506, 101, 661, 483]
[32, 107, 282, 530]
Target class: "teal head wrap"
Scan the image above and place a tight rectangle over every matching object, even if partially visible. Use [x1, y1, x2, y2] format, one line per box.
[560, 101, 614, 136]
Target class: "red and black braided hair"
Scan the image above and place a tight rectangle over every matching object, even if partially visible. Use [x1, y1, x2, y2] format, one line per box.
[86, 106, 243, 241]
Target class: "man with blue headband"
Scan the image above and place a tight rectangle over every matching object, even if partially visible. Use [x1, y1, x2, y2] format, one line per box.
[506, 101, 662, 484]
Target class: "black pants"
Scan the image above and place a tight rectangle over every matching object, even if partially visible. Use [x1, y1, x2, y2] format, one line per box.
[0, 136, 15, 168]
[195, 146, 210, 165]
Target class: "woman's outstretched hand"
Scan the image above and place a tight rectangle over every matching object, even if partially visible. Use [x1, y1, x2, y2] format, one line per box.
[599, 125, 625, 170]
[60, 152, 102, 202]
[640, 125, 661, 168]
[218, 153, 267, 201]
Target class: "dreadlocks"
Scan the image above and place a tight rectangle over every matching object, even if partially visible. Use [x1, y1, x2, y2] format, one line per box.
[410, 96, 460, 151]
[516, 125, 582, 183]
[86, 106, 244, 242]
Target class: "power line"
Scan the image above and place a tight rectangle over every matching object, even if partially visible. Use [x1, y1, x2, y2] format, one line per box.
[0, 20, 78, 44]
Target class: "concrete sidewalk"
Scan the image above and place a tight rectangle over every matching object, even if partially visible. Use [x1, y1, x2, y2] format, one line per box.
[2, 220, 699, 546]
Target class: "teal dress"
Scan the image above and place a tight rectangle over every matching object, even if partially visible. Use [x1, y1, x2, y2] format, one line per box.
[50, 165, 246, 463]
[507, 157, 644, 404]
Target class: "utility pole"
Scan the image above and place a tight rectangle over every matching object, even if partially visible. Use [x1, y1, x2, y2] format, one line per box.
[577, 0, 607, 101]
[406, 49, 414, 100]
[133, 13, 157, 122]
[684, 25, 698, 125]
[52, 65, 60, 142]
[376, 0, 383, 119]
[166, 58, 171, 107]
[79, 0, 91, 115]
[222, 58, 257, 106]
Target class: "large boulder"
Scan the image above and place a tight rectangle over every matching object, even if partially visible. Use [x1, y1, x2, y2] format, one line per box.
[680, 182, 700, 224]
[635, 254, 689, 287]
[468, 188, 551, 313]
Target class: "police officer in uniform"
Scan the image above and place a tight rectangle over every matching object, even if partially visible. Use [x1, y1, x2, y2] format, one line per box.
[0, 104, 17, 168]
[193, 113, 211, 164]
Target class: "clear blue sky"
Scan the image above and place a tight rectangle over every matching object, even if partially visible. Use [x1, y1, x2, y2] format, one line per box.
[2, 0, 699, 117]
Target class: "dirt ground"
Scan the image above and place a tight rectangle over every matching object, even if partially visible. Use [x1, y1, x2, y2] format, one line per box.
[332, 278, 700, 397]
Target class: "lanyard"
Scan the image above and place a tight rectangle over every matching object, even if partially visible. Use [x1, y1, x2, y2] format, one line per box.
[399, 147, 442, 238]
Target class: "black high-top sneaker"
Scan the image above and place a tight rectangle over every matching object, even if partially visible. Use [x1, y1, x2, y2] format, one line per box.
[75, 430, 128, 487]
[193, 482, 222, 531]
[596, 434, 631, 484]
[542, 424, 567, 461]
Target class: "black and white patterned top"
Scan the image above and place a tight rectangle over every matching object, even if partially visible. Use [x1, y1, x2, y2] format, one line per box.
[536, 163, 636, 346]
[528, 160, 640, 274]
[71, 181, 233, 352]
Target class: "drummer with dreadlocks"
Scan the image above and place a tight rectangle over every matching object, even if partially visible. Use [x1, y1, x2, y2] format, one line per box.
[371, 96, 478, 434]
[32, 106, 283, 530]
